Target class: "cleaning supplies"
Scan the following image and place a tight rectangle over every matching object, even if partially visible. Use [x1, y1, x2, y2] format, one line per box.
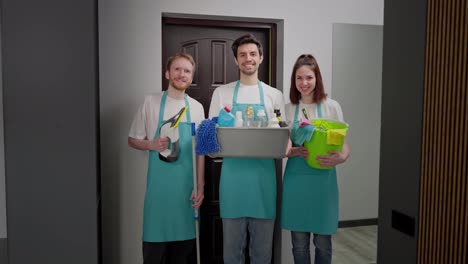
[291, 118, 316, 145]
[196, 118, 221, 155]
[268, 111, 280, 128]
[217, 106, 235, 127]
[302, 108, 310, 120]
[274, 109, 288, 127]
[274, 109, 282, 121]
[234, 111, 244, 127]
[159, 106, 188, 162]
[304, 119, 349, 169]
[244, 105, 255, 127]
[256, 109, 268, 127]
[190, 123, 201, 264]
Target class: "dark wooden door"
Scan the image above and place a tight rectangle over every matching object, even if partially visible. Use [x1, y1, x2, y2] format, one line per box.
[162, 18, 277, 264]
[162, 22, 272, 117]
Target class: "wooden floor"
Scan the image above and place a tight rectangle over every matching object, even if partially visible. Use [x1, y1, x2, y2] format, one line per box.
[332, 225, 378, 264]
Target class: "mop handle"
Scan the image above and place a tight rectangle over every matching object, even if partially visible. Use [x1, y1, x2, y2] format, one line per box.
[191, 123, 199, 220]
[192, 122, 201, 264]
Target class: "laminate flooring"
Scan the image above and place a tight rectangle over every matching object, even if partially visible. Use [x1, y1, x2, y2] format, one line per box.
[332, 225, 378, 264]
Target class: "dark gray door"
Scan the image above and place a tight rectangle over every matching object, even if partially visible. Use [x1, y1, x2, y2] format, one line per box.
[163, 18, 277, 264]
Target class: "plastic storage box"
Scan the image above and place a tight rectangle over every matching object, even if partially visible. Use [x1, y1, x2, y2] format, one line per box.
[212, 127, 290, 158]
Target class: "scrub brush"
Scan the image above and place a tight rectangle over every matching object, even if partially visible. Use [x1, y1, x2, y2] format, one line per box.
[196, 118, 221, 155]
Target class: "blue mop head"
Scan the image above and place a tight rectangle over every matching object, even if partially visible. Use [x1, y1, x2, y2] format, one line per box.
[196, 118, 221, 155]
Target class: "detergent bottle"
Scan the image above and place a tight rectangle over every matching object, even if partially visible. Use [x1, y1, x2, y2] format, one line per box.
[217, 106, 235, 127]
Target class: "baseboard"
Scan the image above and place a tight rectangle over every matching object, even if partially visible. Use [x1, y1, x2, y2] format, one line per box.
[0, 238, 7, 264]
[338, 218, 378, 228]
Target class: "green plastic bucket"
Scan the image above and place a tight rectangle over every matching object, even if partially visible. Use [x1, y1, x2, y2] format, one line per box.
[303, 119, 349, 169]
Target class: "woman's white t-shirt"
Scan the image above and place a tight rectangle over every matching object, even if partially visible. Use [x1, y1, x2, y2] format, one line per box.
[285, 98, 344, 123]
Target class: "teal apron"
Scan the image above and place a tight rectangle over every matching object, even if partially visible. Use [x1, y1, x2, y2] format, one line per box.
[220, 80, 276, 219]
[142, 91, 195, 242]
[281, 104, 339, 234]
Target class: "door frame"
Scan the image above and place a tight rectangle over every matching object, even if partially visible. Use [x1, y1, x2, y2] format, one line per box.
[161, 13, 284, 90]
[161, 13, 284, 264]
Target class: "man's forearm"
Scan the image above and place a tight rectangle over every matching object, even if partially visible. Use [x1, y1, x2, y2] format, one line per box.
[128, 137, 155, 151]
[196, 155, 205, 189]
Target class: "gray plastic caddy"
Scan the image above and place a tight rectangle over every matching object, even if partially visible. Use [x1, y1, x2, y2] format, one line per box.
[212, 127, 290, 158]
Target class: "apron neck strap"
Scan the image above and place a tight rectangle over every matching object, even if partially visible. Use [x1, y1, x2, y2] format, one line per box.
[295, 102, 322, 121]
[232, 80, 265, 105]
[317, 103, 322, 118]
[159, 91, 191, 124]
[294, 104, 300, 121]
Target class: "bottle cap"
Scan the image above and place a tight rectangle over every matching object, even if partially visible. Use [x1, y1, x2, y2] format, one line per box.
[274, 109, 281, 117]
[224, 106, 231, 112]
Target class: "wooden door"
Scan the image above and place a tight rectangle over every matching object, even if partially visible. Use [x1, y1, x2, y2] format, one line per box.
[162, 20, 273, 116]
[162, 17, 278, 264]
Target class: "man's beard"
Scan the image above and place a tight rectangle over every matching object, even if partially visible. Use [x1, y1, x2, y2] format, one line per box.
[239, 65, 258, 76]
[170, 80, 190, 91]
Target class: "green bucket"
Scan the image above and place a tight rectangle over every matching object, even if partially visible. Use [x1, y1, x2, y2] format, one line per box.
[303, 119, 349, 169]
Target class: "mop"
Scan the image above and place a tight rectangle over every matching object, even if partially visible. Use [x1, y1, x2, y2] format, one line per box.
[195, 118, 221, 155]
[191, 123, 201, 264]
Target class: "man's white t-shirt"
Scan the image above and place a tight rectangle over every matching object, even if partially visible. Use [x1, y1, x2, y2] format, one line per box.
[208, 81, 286, 120]
[129, 92, 205, 140]
[285, 98, 344, 122]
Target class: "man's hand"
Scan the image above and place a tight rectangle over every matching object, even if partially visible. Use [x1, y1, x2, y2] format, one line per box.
[190, 187, 205, 209]
[149, 136, 169, 152]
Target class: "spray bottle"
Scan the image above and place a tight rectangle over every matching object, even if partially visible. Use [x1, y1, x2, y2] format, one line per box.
[217, 106, 235, 127]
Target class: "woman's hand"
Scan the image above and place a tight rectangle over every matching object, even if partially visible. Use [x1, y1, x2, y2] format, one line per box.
[316, 150, 347, 167]
[287, 146, 309, 159]
[316, 141, 350, 167]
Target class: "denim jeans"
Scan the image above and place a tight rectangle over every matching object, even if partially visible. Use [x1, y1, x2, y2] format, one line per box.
[223, 217, 275, 264]
[291, 231, 332, 264]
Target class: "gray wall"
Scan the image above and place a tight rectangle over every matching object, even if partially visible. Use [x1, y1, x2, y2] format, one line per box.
[2, 0, 100, 263]
[378, 0, 427, 263]
[332, 23, 383, 221]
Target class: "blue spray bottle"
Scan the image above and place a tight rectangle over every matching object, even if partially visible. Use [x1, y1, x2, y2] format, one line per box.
[217, 106, 235, 127]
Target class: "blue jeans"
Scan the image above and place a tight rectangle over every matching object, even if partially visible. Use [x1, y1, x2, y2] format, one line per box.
[291, 231, 332, 264]
[223, 217, 275, 264]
